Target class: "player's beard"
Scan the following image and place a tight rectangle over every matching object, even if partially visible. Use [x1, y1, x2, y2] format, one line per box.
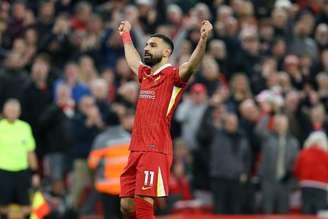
[143, 54, 162, 67]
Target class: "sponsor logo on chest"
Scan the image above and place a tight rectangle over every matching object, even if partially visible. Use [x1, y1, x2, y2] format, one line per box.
[139, 90, 156, 99]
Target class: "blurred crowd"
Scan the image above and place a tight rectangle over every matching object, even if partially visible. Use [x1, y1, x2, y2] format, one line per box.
[0, 0, 328, 218]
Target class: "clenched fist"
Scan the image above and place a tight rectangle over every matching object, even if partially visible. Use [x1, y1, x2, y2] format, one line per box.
[118, 20, 131, 35]
[200, 20, 213, 39]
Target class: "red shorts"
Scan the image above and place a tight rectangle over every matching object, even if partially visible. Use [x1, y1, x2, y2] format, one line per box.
[120, 151, 172, 198]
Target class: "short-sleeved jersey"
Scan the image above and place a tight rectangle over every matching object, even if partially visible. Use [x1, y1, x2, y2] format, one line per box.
[0, 119, 36, 171]
[129, 63, 187, 155]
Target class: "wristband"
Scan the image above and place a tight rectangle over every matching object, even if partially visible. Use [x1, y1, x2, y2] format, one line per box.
[122, 32, 132, 44]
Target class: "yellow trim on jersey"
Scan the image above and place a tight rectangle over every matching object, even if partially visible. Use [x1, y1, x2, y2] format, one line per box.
[157, 167, 166, 197]
[166, 86, 182, 116]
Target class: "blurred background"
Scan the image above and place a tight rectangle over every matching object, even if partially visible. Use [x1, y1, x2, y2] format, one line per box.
[0, 0, 328, 218]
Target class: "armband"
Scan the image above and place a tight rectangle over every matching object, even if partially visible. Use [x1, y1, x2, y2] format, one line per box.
[122, 32, 132, 44]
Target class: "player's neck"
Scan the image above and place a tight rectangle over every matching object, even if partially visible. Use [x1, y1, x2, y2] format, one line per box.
[151, 59, 169, 74]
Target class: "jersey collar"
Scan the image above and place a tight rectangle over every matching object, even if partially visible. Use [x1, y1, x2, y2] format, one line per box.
[152, 63, 172, 76]
[142, 63, 171, 76]
[141, 63, 172, 76]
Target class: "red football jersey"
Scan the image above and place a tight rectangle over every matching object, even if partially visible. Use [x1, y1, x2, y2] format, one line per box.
[129, 63, 187, 155]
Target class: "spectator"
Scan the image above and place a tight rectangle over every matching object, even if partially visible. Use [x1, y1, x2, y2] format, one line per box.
[175, 83, 208, 150]
[210, 113, 251, 214]
[271, 38, 287, 70]
[3, 1, 27, 48]
[70, 1, 92, 32]
[234, 27, 263, 93]
[88, 112, 131, 219]
[194, 56, 222, 97]
[114, 57, 134, 85]
[136, 0, 166, 33]
[36, 0, 55, 45]
[294, 131, 328, 214]
[39, 83, 74, 196]
[238, 99, 260, 213]
[239, 99, 261, 169]
[195, 94, 227, 190]
[39, 14, 75, 68]
[315, 23, 328, 52]
[23, 28, 38, 65]
[257, 114, 299, 214]
[116, 81, 139, 110]
[21, 54, 53, 158]
[288, 12, 318, 61]
[208, 39, 230, 79]
[0, 99, 39, 219]
[90, 78, 116, 123]
[54, 62, 90, 103]
[283, 54, 305, 90]
[259, 19, 275, 53]
[278, 71, 293, 94]
[262, 58, 278, 89]
[256, 89, 283, 118]
[68, 95, 104, 209]
[0, 51, 30, 107]
[271, 7, 290, 39]
[78, 14, 103, 58]
[11, 37, 32, 65]
[99, 68, 116, 102]
[78, 55, 98, 85]
[226, 73, 253, 112]
[99, 28, 124, 69]
[303, 104, 328, 140]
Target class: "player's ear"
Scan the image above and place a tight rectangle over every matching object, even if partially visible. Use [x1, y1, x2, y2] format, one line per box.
[163, 48, 172, 57]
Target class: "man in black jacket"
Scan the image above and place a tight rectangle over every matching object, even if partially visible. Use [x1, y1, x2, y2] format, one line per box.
[39, 83, 74, 196]
[21, 55, 54, 159]
[210, 112, 251, 214]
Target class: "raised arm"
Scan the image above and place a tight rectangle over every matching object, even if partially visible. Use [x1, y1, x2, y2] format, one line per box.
[179, 20, 213, 82]
[118, 21, 142, 75]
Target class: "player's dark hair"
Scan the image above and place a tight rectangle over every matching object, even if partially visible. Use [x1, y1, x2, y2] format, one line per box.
[150, 33, 174, 54]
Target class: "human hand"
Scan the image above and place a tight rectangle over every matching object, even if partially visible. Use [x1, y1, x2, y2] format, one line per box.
[200, 20, 213, 39]
[32, 174, 41, 188]
[86, 106, 104, 128]
[118, 20, 131, 35]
